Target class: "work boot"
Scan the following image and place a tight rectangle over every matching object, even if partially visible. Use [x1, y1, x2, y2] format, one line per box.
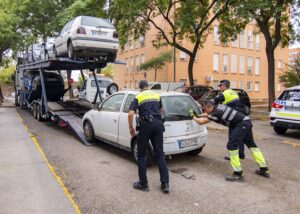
[161, 183, 169, 194]
[133, 181, 149, 192]
[255, 168, 270, 178]
[225, 172, 244, 182]
[224, 155, 245, 161]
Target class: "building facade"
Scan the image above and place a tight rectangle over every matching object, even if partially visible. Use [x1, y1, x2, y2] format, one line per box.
[113, 21, 289, 101]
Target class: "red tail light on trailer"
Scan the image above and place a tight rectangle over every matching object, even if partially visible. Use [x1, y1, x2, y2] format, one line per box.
[113, 31, 118, 38]
[272, 102, 283, 109]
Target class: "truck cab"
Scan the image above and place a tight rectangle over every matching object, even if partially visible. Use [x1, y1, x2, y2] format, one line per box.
[79, 76, 113, 102]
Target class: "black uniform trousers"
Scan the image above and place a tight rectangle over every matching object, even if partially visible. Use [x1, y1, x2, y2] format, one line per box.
[136, 119, 169, 185]
[227, 120, 257, 151]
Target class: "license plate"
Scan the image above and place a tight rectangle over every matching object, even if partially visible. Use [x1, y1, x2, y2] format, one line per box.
[179, 138, 198, 148]
[91, 30, 107, 36]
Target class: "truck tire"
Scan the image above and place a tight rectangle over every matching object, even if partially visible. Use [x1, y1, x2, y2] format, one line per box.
[106, 83, 119, 95]
[186, 146, 204, 156]
[132, 138, 154, 167]
[68, 41, 75, 59]
[83, 121, 95, 142]
[274, 126, 287, 135]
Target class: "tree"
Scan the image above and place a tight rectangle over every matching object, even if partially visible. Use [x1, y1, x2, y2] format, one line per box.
[279, 56, 300, 87]
[140, 52, 172, 81]
[110, 0, 242, 86]
[226, 0, 300, 110]
[101, 64, 114, 78]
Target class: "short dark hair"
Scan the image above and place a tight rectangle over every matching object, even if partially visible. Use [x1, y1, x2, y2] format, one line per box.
[138, 80, 148, 89]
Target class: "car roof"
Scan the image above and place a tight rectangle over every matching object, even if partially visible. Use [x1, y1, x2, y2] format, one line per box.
[116, 90, 191, 97]
[284, 85, 300, 91]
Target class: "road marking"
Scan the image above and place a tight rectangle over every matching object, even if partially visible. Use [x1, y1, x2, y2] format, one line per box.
[282, 140, 300, 148]
[16, 110, 81, 214]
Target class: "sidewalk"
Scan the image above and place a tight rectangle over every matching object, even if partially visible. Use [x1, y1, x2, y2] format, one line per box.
[0, 108, 76, 214]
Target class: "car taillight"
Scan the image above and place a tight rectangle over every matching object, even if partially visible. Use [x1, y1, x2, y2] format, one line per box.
[77, 26, 86, 34]
[272, 102, 283, 109]
[113, 31, 118, 38]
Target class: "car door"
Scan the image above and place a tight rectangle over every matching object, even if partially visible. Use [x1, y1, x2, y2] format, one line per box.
[62, 19, 75, 54]
[55, 24, 68, 55]
[118, 94, 136, 148]
[94, 93, 125, 143]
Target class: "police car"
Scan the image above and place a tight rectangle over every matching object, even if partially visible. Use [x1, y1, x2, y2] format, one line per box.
[82, 90, 207, 164]
[269, 85, 300, 134]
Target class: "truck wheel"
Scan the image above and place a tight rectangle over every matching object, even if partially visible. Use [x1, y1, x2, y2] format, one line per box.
[83, 121, 95, 142]
[33, 104, 37, 119]
[132, 138, 154, 167]
[274, 126, 287, 135]
[106, 83, 119, 95]
[68, 41, 75, 59]
[186, 146, 204, 156]
[36, 105, 42, 121]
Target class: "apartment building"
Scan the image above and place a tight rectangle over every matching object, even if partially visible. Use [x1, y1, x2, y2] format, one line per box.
[113, 21, 289, 101]
[288, 47, 300, 65]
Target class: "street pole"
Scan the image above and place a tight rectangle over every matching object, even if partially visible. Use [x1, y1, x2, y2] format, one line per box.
[173, 1, 176, 83]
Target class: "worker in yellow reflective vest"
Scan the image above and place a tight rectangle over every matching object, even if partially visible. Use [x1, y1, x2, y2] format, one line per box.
[191, 100, 270, 182]
[215, 80, 246, 160]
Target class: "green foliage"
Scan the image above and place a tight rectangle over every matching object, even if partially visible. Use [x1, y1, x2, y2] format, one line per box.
[279, 57, 300, 88]
[140, 52, 172, 71]
[101, 64, 114, 78]
[0, 65, 15, 84]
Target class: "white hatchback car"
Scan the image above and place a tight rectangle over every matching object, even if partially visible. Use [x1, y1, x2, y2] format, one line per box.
[269, 86, 300, 134]
[54, 16, 119, 61]
[82, 90, 208, 164]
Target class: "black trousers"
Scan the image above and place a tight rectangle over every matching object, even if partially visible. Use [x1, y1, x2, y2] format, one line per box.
[136, 120, 169, 185]
[227, 120, 257, 151]
[228, 127, 245, 158]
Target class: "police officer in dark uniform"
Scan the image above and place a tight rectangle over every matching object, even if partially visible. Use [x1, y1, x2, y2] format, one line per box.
[192, 100, 270, 181]
[215, 80, 246, 160]
[128, 80, 169, 193]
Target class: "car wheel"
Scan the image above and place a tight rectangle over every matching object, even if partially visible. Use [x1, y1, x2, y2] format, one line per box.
[33, 103, 37, 119]
[53, 47, 57, 59]
[83, 120, 95, 142]
[68, 41, 75, 59]
[244, 105, 250, 115]
[274, 126, 287, 135]
[106, 83, 119, 95]
[186, 146, 204, 156]
[132, 138, 154, 167]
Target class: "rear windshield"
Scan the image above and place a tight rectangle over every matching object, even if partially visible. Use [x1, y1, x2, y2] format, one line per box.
[279, 90, 300, 101]
[81, 16, 115, 29]
[161, 95, 201, 121]
[201, 90, 219, 99]
[91, 80, 111, 88]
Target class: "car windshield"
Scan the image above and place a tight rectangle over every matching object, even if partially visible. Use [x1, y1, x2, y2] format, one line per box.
[91, 80, 111, 88]
[279, 90, 300, 101]
[161, 95, 201, 121]
[201, 90, 219, 99]
[81, 16, 115, 29]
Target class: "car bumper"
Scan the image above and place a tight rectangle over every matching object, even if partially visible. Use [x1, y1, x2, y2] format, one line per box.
[163, 128, 208, 155]
[270, 117, 300, 129]
[72, 37, 119, 55]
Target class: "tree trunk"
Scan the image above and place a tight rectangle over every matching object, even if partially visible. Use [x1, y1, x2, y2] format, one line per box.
[188, 54, 196, 86]
[154, 69, 157, 82]
[265, 48, 276, 111]
[0, 85, 4, 104]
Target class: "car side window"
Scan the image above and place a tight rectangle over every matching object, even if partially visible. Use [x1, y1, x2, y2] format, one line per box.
[66, 19, 75, 31]
[123, 94, 135, 113]
[101, 94, 125, 112]
[151, 84, 161, 90]
[60, 24, 68, 35]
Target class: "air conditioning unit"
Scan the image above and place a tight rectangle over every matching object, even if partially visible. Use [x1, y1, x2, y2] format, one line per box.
[205, 76, 214, 82]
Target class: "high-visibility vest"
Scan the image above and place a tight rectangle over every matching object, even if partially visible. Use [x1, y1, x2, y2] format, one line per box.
[136, 90, 160, 106]
[222, 89, 239, 104]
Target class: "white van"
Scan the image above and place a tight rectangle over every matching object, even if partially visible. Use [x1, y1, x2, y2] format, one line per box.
[79, 77, 118, 102]
[149, 82, 184, 91]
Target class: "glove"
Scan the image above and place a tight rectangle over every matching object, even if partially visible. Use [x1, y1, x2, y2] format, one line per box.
[189, 109, 196, 118]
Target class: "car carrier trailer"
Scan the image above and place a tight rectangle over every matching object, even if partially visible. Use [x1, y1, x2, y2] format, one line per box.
[15, 58, 119, 146]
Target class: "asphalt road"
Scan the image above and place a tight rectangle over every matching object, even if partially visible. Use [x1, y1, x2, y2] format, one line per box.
[18, 109, 300, 214]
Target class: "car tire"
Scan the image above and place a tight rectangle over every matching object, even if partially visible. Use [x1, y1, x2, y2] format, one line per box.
[83, 120, 95, 142]
[186, 146, 204, 156]
[106, 83, 119, 95]
[132, 138, 154, 167]
[274, 126, 287, 135]
[244, 105, 250, 115]
[68, 41, 75, 59]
